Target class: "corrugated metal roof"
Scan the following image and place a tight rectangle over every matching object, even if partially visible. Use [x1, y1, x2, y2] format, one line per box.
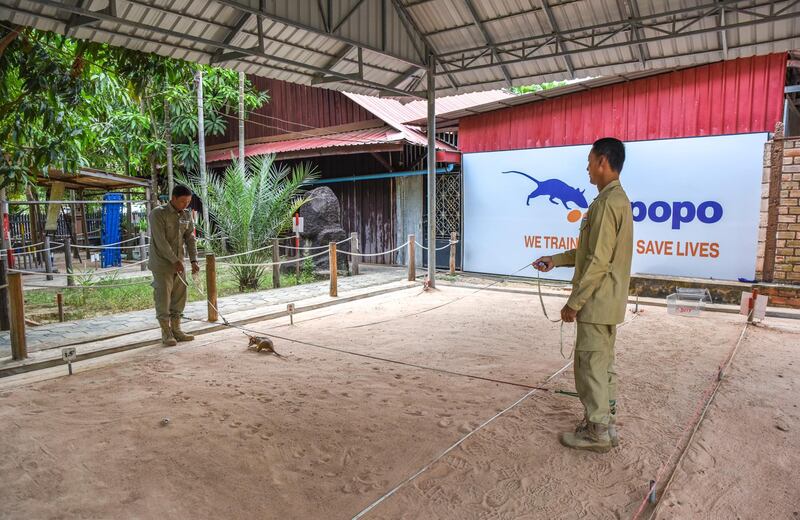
[1, 0, 799, 97]
[205, 124, 454, 163]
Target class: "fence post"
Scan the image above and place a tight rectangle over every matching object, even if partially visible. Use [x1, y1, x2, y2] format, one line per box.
[57, 292, 64, 322]
[139, 231, 147, 271]
[350, 232, 359, 276]
[295, 233, 301, 277]
[43, 235, 53, 281]
[0, 255, 9, 331]
[64, 237, 74, 287]
[272, 238, 280, 288]
[206, 253, 218, 322]
[449, 231, 458, 275]
[329, 242, 338, 297]
[8, 272, 26, 360]
[221, 236, 227, 255]
[408, 234, 416, 281]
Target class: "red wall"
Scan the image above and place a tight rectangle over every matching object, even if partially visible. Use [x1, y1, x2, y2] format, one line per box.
[460, 54, 787, 153]
[207, 76, 375, 146]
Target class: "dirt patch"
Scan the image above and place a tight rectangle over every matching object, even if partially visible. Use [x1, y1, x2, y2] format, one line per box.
[0, 286, 795, 519]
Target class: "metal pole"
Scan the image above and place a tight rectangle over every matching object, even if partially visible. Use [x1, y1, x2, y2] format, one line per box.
[426, 52, 437, 288]
[165, 95, 175, 197]
[196, 69, 210, 232]
[238, 70, 246, 171]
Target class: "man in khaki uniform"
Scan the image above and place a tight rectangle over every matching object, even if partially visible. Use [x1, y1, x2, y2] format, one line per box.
[534, 138, 633, 453]
[148, 184, 200, 346]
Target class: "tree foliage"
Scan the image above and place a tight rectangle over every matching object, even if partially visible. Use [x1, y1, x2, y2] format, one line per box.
[0, 26, 269, 191]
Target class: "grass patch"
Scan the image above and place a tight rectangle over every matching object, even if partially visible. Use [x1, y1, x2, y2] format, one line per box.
[23, 264, 320, 324]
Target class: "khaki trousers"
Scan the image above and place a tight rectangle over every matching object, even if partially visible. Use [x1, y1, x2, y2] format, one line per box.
[574, 322, 618, 425]
[152, 271, 187, 321]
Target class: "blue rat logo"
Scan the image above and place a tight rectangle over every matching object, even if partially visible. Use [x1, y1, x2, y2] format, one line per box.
[502, 170, 589, 210]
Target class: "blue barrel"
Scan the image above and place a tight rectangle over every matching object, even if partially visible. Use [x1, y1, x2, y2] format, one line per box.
[101, 192, 124, 268]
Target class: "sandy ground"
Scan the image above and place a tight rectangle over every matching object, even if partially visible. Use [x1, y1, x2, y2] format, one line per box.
[0, 285, 797, 519]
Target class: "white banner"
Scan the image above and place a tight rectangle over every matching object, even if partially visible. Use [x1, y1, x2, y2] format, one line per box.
[463, 133, 767, 281]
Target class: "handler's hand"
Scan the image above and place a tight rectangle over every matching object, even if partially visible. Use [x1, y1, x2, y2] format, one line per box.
[191, 261, 200, 275]
[533, 256, 554, 272]
[173, 261, 185, 274]
[560, 305, 577, 323]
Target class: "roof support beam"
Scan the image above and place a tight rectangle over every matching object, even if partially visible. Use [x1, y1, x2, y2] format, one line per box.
[617, 0, 648, 67]
[719, 2, 729, 59]
[27, 0, 420, 97]
[66, 0, 117, 31]
[434, 0, 800, 74]
[462, 0, 512, 86]
[538, 0, 575, 78]
[212, 0, 425, 68]
[391, 0, 459, 91]
[331, 0, 367, 34]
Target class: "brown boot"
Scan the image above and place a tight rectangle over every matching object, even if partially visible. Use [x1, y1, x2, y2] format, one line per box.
[170, 317, 194, 342]
[560, 421, 612, 453]
[158, 319, 177, 347]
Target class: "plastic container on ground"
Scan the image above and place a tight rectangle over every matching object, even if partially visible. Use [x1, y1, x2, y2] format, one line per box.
[666, 288, 713, 317]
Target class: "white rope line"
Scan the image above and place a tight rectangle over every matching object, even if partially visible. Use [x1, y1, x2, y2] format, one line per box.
[3, 243, 65, 255]
[339, 240, 409, 258]
[217, 248, 331, 267]
[216, 242, 282, 260]
[10, 260, 149, 277]
[25, 279, 154, 289]
[279, 236, 353, 251]
[414, 240, 458, 251]
[8, 241, 45, 249]
[69, 242, 148, 251]
[67, 236, 144, 248]
[351, 360, 575, 519]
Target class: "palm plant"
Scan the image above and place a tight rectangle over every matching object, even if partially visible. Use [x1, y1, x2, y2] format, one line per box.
[180, 154, 318, 290]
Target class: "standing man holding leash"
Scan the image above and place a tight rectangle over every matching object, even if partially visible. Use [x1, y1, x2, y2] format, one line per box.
[534, 138, 633, 453]
[149, 184, 201, 347]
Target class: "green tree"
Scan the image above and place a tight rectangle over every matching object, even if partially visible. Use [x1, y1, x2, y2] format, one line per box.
[509, 81, 568, 95]
[179, 155, 318, 291]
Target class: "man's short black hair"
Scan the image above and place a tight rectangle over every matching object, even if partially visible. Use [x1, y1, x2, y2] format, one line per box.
[172, 184, 193, 198]
[592, 137, 626, 173]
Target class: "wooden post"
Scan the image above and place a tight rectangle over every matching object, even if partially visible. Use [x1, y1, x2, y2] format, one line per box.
[408, 234, 416, 281]
[0, 255, 9, 331]
[329, 242, 338, 297]
[449, 231, 457, 275]
[220, 236, 227, 255]
[350, 232, 359, 276]
[64, 237, 74, 287]
[206, 253, 218, 322]
[8, 272, 26, 360]
[139, 231, 147, 271]
[272, 238, 281, 288]
[56, 292, 64, 322]
[748, 288, 759, 323]
[43, 235, 53, 281]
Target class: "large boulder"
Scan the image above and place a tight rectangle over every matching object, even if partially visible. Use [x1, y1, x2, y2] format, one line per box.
[296, 187, 349, 272]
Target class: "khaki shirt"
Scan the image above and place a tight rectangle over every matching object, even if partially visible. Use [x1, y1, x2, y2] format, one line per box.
[148, 203, 198, 274]
[552, 179, 633, 325]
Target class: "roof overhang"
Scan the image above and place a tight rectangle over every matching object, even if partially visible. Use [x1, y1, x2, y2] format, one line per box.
[36, 167, 151, 190]
[2, 0, 800, 97]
